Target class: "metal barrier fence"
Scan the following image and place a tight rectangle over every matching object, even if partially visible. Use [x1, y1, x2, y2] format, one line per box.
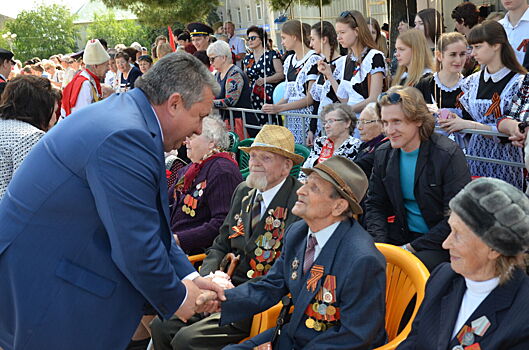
[219, 107, 525, 169]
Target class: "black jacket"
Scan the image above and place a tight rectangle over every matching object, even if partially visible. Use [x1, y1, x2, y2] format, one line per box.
[365, 133, 470, 251]
[397, 263, 529, 350]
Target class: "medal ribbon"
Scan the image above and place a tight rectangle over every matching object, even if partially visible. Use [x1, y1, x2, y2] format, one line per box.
[317, 139, 335, 164]
[307, 265, 324, 292]
[228, 223, 245, 239]
[484, 93, 502, 119]
[323, 275, 336, 303]
[517, 38, 529, 52]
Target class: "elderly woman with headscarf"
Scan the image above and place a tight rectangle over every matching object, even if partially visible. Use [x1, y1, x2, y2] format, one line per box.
[397, 177, 529, 350]
[168, 116, 243, 255]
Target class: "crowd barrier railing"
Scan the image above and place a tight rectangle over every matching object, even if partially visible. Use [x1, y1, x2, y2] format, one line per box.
[218, 107, 525, 169]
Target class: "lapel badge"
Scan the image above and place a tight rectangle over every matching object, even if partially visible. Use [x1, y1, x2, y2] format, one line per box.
[291, 271, 298, 280]
[471, 316, 491, 337]
[451, 346, 464, 350]
[291, 258, 299, 270]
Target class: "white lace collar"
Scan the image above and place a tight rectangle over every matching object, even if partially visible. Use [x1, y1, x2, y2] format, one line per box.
[483, 66, 511, 83]
[349, 47, 368, 62]
[401, 68, 432, 82]
[433, 72, 463, 92]
[291, 50, 318, 68]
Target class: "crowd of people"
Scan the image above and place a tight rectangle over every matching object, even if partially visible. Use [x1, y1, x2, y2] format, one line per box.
[2, 0, 529, 349]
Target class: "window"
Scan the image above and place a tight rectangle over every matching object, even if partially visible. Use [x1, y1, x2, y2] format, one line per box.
[256, 1, 263, 20]
[237, 7, 242, 24]
[247, 5, 252, 22]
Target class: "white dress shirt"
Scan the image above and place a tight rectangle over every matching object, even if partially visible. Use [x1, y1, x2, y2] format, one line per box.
[307, 221, 341, 260]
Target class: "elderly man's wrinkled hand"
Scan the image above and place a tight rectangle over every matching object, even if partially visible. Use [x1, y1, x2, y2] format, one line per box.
[196, 290, 222, 313]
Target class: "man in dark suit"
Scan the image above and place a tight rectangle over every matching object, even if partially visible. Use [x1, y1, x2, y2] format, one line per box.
[221, 156, 387, 349]
[0, 53, 224, 350]
[0, 48, 14, 95]
[150, 125, 304, 350]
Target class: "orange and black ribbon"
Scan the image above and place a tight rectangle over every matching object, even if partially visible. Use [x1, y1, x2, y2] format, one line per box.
[484, 93, 502, 119]
[307, 265, 325, 292]
[455, 91, 464, 110]
[517, 39, 529, 52]
[323, 275, 336, 303]
[228, 223, 245, 239]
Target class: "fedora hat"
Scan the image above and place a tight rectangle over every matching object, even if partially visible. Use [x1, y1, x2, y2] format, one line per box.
[239, 125, 304, 165]
[301, 156, 368, 215]
[83, 39, 110, 65]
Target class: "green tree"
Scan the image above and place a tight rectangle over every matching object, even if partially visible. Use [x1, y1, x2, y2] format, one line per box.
[1, 3, 77, 62]
[102, 0, 218, 26]
[87, 11, 150, 48]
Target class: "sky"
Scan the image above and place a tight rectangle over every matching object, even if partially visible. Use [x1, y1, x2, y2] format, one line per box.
[2, 0, 87, 18]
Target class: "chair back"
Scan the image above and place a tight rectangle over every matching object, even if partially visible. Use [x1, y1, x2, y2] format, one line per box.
[374, 243, 430, 350]
[228, 131, 240, 154]
[290, 144, 311, 178]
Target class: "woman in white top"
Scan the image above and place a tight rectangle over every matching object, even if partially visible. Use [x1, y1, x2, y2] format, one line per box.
[397, 178, 529, 350]
[0, 76, 58, 199]
[262, 20, 320, 144]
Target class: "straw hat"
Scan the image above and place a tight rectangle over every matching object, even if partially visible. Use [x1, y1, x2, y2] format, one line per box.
[301, 156, 368, 215]
[239, 125, 304, 165]
[83, 39, 110, 65]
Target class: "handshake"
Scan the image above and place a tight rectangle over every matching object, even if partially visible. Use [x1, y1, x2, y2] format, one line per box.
[175, 271, 234, 322]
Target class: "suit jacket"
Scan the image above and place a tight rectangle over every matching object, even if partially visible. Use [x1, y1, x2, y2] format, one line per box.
[0, 88, 196, 350]
[398, 263, 529, 350]
[365, 133, 471, 251]
[200, 176, 301, 286]
[221, 219, 387, 350]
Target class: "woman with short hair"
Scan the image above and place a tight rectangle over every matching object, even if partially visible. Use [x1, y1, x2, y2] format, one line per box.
[115, 51, 142, 92]
[169, 116, 243, 254]
[299, 103, 362, 180]
[208, 40, 256, 138]
[0, 75, 57, 198]
[397, 177, 529, 350]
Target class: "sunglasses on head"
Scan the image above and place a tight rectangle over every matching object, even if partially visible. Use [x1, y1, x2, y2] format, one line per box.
[339, 11, 358, 27]
[377, 92, 402, 104]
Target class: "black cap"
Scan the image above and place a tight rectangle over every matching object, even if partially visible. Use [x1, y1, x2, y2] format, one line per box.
[71, 49, 84, 60]
[0, 48, 15, 64]
[187, 22, 214, 37]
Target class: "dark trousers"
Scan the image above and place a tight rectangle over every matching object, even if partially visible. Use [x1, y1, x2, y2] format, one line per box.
[150, 312, 251, 350]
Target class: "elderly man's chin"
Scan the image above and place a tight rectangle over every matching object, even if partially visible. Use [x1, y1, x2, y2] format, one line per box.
[247, 172, 268, 191]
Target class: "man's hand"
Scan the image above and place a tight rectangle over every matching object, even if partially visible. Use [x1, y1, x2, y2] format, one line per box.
[193, 276, 227, 301]
[196, 290, 222, 314]
[174, 279, 201, 322]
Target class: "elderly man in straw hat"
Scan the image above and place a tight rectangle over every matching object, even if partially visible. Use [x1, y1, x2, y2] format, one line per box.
[61, 39, 110, 117]
[220, 156, 387, 349]
[150, 124, 303, 350]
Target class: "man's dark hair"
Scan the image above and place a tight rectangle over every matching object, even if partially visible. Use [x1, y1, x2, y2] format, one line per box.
[98, 38, 108, 50]
[0, 75, 55, 131]
[452, 2, 480, 28]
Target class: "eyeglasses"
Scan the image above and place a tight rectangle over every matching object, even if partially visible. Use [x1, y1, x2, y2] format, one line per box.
[377, 92, 402, 104]
[248, 36, 259, 41]
[209, 56, 218, 63]
[322, 118, 344, 126]
[339, 11, 358, 27]
[358, 120, 380, 126]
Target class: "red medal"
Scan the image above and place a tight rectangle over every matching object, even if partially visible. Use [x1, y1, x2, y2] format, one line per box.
[317, 139, 335, 164]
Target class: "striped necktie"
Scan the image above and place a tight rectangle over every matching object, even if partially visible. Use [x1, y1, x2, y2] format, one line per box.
[303, 234, 318, 273]
[251, 193, 263, 233]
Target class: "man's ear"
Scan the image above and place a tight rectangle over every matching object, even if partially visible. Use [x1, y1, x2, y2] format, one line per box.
[167, 92, 184, 114]
[331, 198, 349, 217]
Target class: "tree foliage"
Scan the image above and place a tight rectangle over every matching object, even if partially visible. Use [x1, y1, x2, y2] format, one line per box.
[1, 3, 77, 62]
[268, 0, 331, 11]
[87, 11, 150, 48]
[101, 0, 219, 26]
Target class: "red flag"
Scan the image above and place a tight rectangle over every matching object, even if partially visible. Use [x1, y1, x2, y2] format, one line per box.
[168, 26, 176, 51]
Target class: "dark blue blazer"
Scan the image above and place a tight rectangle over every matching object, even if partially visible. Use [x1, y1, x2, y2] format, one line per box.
[398, 263, 529, 350]
[221, 218, 387, 350]
[0, 89, 195, 350]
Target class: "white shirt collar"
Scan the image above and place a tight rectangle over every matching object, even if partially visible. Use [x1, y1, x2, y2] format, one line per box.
[307, 221, 341, 260]
[503, 7, 529, 28]
[257, 178, 287, 216]
[292, 50, 317, 67]
[483, 66, 511, 83]
[150, 105, 164, 142]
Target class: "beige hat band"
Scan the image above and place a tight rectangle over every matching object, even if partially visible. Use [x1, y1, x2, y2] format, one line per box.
[250, 141, 293, 153]
[317, 163, 359, 204]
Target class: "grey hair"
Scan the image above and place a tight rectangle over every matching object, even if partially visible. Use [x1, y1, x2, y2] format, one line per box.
[202, 115, 230, 150]
[135, 52, 220, 108]
[361, 102, 378, 119]
[321, 103, 357, 133]
[207, 41, 232, 63]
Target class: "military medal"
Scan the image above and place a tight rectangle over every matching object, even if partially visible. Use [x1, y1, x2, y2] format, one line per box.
[451, 346, 464, 350]
[247, 270, 254, 278]
[471, 316, 490, 337]
[305, 318, 315, 329]
[326, 305, 336, 316]
[292, 258, 299, 269]
[291, 271, 298, 280]
[462, 332, 475, 346]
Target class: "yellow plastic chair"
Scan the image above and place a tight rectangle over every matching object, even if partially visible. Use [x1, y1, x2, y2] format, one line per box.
[374, 243, 430, 350]
[245, 243, 429, 349]
[187, 253, 207, 265]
